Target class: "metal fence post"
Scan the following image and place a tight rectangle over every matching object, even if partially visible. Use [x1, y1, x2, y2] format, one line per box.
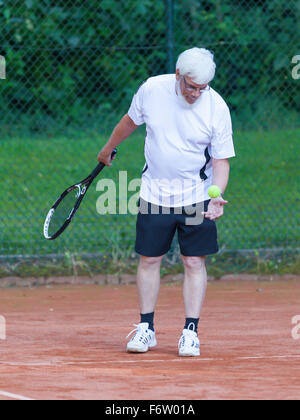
[166, 0, 174, 73]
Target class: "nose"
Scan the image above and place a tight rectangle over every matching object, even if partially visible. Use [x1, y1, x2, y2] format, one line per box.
[191, 90, 201, 98]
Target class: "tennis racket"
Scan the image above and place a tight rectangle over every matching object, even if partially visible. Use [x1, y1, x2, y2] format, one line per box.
[43, 149, 117, 240]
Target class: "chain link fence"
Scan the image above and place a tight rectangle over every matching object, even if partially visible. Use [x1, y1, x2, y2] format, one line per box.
[0, 0, 299, 276]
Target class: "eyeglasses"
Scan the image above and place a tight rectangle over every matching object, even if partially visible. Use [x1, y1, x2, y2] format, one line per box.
[182, 76, 210, 93]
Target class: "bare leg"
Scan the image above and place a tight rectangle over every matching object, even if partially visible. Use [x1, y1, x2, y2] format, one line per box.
[136, 255, 164, 314]
[181, 256, 207, 318]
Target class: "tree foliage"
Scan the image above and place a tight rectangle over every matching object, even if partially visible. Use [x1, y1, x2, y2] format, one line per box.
[0, 0, 299, 133]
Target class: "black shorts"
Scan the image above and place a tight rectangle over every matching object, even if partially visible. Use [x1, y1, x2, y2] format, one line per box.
[135, 199, 218, 257]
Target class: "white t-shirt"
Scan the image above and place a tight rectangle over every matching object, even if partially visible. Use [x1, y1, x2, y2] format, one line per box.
[128, 74, 235, 207]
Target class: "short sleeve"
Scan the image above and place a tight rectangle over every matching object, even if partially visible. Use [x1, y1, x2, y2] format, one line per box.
[127, 81, 147, 126]
[211, 105, 235, 159]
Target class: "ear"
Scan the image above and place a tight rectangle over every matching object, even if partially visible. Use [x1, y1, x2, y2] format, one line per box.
[175, 69, 181, 81]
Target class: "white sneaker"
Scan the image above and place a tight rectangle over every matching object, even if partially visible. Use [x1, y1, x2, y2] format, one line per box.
[126, 322, 157, 353]
[178, 323, 200, 357]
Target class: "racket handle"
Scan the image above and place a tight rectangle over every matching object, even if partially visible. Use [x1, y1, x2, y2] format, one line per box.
[111, 148, 117, 158]
[91, 148, 117, 178]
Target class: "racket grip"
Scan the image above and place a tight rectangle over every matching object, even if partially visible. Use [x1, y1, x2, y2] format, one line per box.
[92, 148, 117, 178]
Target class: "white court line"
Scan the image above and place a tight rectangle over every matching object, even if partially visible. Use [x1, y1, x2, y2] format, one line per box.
[0, 390, 35, 401]
[1, 354, 300, 367]
[0, 354, 298, 400]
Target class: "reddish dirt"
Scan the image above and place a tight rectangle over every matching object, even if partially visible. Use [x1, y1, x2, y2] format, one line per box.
[0, 279, 300, 400]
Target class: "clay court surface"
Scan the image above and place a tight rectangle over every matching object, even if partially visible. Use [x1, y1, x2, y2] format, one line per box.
[0, 278, 299, 400]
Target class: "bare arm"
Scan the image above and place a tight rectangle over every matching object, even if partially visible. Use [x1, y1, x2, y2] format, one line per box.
[97, 114, 139, 166]
[203, 158, 231, 220]
[211, 158, 230, 195]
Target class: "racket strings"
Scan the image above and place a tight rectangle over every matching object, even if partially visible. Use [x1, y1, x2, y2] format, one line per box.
[47, 188, 80, 237]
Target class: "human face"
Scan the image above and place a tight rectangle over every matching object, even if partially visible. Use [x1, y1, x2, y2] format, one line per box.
[176, 71, 209, 105]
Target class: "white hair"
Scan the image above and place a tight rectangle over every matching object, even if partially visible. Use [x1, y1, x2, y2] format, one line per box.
[176, 47, 216, 84]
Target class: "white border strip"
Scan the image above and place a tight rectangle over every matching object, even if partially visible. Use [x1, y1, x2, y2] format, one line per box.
[0, 390, 35, 401]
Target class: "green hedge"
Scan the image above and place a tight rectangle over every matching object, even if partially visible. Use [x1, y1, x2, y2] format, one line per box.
[0, 0, 299, 134]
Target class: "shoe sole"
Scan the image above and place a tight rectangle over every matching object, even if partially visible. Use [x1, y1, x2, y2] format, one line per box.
[127, 347, 149, 353]
[178, 351, 200, 357]
[127, 341, 157, 353]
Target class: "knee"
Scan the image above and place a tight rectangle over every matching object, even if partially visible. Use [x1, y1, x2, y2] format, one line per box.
[181, 256, 206, 271]
[139, 255, 164, 268]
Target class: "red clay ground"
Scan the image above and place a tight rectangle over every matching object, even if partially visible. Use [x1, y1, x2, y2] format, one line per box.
[0, 279, 300, 400]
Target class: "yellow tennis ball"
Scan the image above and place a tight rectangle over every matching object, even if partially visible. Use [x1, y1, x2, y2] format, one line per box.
[208, 185, 221, 198]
